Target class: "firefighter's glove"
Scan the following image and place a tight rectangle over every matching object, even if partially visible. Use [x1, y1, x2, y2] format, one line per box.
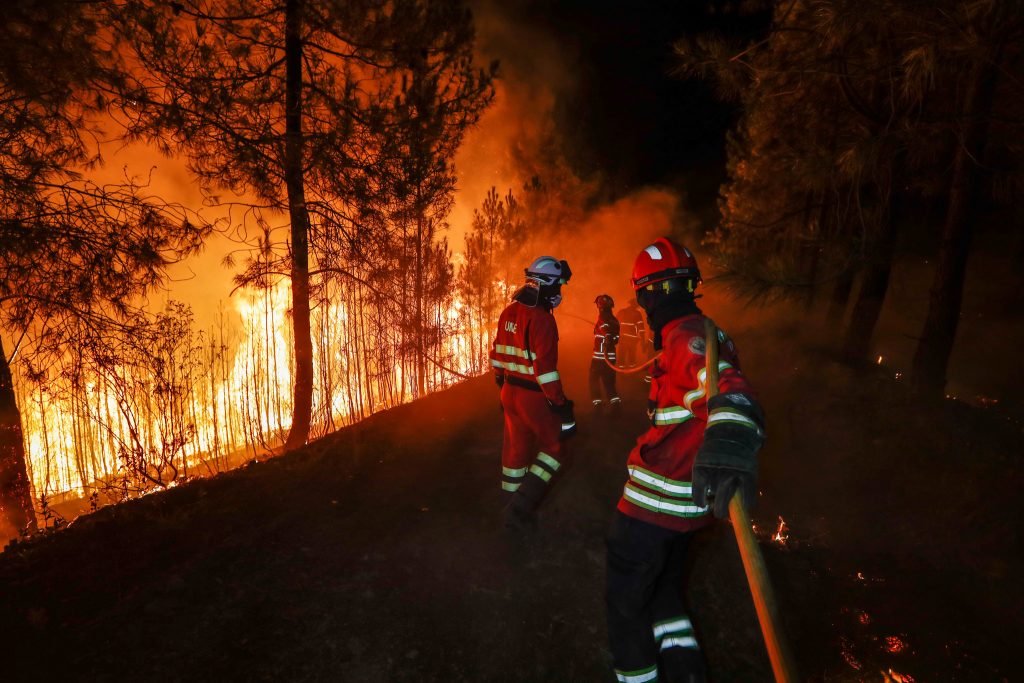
[550, 399, 576, 439]
[692, 393, 764, 519]
[495, 373, 505, 389]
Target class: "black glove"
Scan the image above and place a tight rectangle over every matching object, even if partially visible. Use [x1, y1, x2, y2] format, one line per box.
[550, 399, 576, 439]
[495, 373, 505, 389]
[692, 393, 764, 519]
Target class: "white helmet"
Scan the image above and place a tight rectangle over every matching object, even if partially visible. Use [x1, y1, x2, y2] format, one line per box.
[525, 256, 572, 287]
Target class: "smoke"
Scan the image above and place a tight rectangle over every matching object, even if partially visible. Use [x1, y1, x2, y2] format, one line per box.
[455, 1, 703, 338]
[84, 141, 241, 327]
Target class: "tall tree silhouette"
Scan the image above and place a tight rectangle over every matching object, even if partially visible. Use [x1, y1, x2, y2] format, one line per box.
[678, 0, 1023, 377]
[0, 0, 208, 537]
[113, 0, 491, 446]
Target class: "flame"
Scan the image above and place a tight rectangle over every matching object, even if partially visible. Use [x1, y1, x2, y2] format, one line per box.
[772, 516, 789, 545]
[16, 275, 506, 511]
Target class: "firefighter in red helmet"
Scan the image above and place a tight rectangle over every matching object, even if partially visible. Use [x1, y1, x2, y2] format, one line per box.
[590, 294, 621, 409]
[605, 237, 765, 683]
[490, 256, 576, 531]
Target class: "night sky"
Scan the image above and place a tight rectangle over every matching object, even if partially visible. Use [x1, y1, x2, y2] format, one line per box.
[504, 1, 768, 206]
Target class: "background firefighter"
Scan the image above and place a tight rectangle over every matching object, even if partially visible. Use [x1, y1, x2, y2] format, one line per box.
[490, 256, 576, 532]
[616, 300, 647, 368]
[606, 237, 765, 683]
[590, 294, 621, 409]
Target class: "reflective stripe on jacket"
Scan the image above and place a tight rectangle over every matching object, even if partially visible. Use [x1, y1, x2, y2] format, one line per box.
[616, 314, 761, 532]
[593, 310, 620, 360]
[490, 300, 566, 405]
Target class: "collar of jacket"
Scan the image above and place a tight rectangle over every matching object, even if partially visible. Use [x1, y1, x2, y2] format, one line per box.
[513, 285, 552, 311]
[648, 299, 701, 350]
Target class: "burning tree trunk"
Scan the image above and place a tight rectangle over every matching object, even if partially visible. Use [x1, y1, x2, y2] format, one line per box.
[912, 54, 1000, 397]
[283, 0, 314, 450]
[0, 339, 35, 537]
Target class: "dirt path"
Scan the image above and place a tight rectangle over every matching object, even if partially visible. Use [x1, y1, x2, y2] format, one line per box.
[1, 319, 1020, 682]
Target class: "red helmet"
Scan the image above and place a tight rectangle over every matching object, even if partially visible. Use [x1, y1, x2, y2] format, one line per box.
[630, 237, 700, 291]
[594, 294, 614, 310]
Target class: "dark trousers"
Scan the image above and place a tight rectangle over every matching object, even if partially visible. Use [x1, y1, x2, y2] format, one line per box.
[606, 511, 704, 682]
[589, 358, 619, 403]
[619, 336, 640, 367]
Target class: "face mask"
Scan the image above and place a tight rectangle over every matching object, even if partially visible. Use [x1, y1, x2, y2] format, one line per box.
[549, 293, 562, 309]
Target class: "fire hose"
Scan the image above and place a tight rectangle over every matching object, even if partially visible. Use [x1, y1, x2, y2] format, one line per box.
[704, 317, 798, 683]
[558, 310, 661, 374]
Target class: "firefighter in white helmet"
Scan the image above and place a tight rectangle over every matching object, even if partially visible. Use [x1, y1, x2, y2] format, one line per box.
[490, 256, 576, 531]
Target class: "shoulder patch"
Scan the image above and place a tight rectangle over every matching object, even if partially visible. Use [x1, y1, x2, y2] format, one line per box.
[687, 336, 706, 356]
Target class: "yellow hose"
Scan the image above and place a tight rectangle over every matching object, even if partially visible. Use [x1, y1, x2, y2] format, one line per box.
[704, 317, 799, 683]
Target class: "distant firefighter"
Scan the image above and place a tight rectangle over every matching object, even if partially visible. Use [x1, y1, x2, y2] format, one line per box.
[590, 294, 621, 409]
[490, 256, 576, 532]
[606, 238, 765, 683]
[616, 300, 646, 368]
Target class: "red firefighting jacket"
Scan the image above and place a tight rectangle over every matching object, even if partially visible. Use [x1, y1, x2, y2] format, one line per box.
[617, 305, 645, 341]
[592, 310, 620, 361]
[490, 299, 567, 405]
[617, 313, 758, 532]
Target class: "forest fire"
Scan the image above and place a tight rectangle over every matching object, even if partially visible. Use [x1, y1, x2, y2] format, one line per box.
[15, 277, 505, 510]
[1, 0, 1021, 681]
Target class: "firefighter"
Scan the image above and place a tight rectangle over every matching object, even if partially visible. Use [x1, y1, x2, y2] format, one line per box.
[616, 300, 646, 368]
[606, 237, 765, 683]
[590, 294, 621, 409]
[490, 256, 576, 531]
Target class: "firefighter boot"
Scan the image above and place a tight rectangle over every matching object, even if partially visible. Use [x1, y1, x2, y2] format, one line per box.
[609, 396, 622, 416]
[661, 647, 707, 683]
[503, 468, 549, 534]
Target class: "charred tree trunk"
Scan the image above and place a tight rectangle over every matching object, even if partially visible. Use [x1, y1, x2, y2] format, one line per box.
[415, 209, 426, 398]
[0, 339, 36, 538]
[284, 0, 314, 450]
[826, 267, 854, 327]
[803, 193, 831, 310]
[842, 184, 899, 363]
[912, 56, 999, 397]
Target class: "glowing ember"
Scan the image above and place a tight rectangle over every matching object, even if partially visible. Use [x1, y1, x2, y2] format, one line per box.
[858, 611, 871, 625]
[885, 635, 907, 654]
[839, 636, 862, 671]
[772, 516, 789, 545]
[883, 669, 915, 682]
[876, 355, 884, 364]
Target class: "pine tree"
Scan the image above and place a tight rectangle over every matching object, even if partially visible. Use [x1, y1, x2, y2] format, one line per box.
[0, 0, 208, 538]
[112, 0, 492, 445]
